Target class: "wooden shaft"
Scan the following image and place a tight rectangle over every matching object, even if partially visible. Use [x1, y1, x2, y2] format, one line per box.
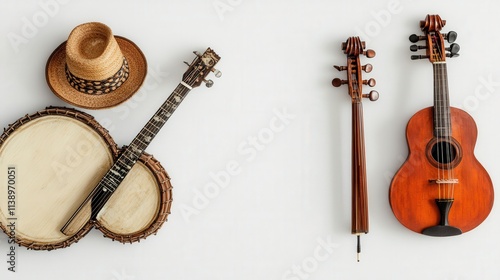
[351, 102, 369, 234]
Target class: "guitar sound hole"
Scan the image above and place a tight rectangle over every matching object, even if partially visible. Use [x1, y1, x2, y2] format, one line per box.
[431, 141, 457, 164]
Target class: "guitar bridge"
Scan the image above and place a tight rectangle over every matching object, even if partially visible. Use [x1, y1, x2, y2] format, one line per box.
[428, 179, 459, 184]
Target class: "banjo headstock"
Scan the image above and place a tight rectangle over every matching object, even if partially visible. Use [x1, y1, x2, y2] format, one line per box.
[182, 48, 222, 89]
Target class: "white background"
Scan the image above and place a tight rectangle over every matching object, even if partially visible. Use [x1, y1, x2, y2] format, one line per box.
[1, 0, 500, 279]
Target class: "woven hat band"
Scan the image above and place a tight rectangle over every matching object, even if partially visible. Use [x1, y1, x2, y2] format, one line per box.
[65, 57, 130, 95]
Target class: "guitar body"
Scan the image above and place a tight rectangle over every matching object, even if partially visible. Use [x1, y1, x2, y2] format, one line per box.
[390, 107, 494, 234]
[0, 108, 172, 250]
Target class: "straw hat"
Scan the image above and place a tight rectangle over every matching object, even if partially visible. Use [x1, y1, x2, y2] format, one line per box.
[46, 22, 147, 109]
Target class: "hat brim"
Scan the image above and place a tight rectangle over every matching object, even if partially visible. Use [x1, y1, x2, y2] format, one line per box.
[45, 36, 147, 109]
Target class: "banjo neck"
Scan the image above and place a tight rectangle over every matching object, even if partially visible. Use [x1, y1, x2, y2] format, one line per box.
[61, 48, 221, 235]
[104, 83, 191, 193]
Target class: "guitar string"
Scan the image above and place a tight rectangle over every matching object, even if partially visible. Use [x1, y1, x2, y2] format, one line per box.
[440, 63, 450, 199]
[436, 56, 444, 200]
[433, 34, 444, 201]
[434, 34, 449, 201]
[438, 39, 454, 200]
[445, 63, 455, 199]
[435, 34, 454, 201]
[76, 62, 202, 226]
[442, 63, 451, 199]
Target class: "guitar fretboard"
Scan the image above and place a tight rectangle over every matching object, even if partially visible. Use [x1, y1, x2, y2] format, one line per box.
[100, 83, 191, 193]
[433, 63, 452, 137]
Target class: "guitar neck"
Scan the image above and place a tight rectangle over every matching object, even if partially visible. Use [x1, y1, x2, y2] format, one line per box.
[103, 83, 191, 193]
[433, 63, 452, 137]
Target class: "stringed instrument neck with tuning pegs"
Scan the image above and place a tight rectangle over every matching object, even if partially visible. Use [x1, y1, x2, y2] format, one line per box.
[332, 36, 379, 261]
[389, 15, 494, 237]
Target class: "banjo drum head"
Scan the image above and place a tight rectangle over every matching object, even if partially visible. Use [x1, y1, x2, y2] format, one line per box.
[0, 108, 116, 249]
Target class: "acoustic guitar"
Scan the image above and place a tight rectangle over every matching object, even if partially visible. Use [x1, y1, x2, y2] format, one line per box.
[389, 15, 493, 236]
[0, 48, 221, 249]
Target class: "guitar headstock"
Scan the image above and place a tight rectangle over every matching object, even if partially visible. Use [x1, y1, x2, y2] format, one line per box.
[409, 14, 460, 62]
[182, 48, 222, 88]
[332, 37, 379, 103]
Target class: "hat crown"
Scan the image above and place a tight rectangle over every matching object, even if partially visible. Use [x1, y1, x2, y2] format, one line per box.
[65, 22, 124, 81]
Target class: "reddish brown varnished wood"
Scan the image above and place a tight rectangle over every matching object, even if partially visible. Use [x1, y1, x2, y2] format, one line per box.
[352, 102, 368, 235]
[390, 107, 494, 233]
[390, 14, 493, 236]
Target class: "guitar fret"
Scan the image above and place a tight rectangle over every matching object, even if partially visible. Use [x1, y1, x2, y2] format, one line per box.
[140, 129, 156, 138]
[149, 120, 162, 129]
[166, 100, 177, 108]
[138, 135, 153, 145]
[138, 127, 156, 136]
[117, 156, 133, 170]
[101, 176, 117, 192]
[160, 107, 173, 116]
[145, 122, 160, 133]
[180, 81, 193, 90]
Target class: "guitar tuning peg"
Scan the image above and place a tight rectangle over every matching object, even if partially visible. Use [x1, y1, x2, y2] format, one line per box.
[409, 34, 425, 43]
[410, 45, 426, 52]
[364, 49, 376, 58]
[363, 78, 376, 87]
[193, 51, 202, 57]
[183, 61, 190, 67]
[362, 90, 379, 101]
[362, 64, 373, 73]
[444, 31, 458, 43]
[411, 55, 430, 60]
[211, 68, 222, 78]
[204, 79, 214, 88]
[334, 65, 347, 71]
[332, 78, 347, 87]
[446, 43, 460, 57]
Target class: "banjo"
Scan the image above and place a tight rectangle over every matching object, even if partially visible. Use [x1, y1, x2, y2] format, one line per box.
[0, 48, 221, 249]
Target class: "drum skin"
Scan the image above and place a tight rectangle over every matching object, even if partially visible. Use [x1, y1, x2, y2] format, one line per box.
[0, 108, 172, 250]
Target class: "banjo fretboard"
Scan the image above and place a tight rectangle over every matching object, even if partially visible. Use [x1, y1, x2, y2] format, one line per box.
[101, 83, 191, 193]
